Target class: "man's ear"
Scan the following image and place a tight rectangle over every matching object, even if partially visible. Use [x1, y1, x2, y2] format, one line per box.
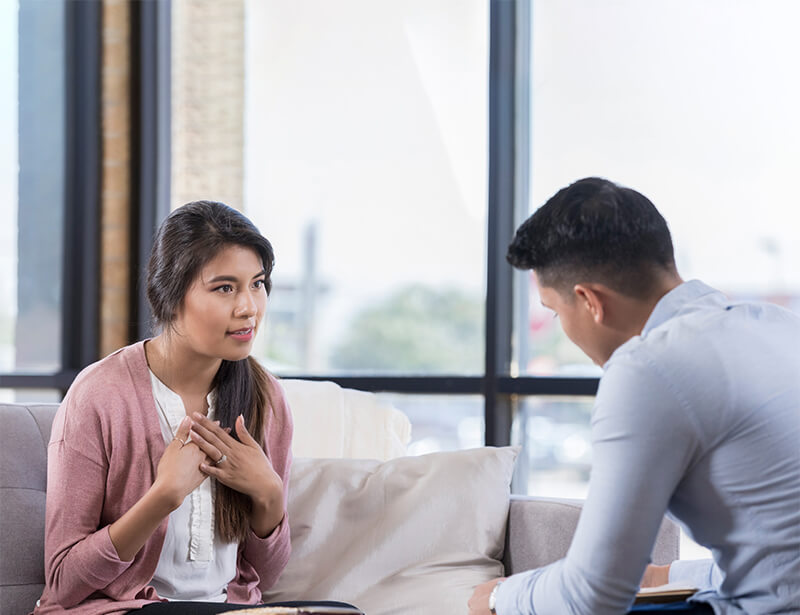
[573, 284, 605, 324]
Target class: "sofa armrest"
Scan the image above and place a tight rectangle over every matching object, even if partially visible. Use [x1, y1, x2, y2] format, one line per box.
[503, 495, 680, 575]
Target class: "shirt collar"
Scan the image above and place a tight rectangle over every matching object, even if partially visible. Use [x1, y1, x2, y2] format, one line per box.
[642, 279, 720, 335]
[149, 369, 216, 429]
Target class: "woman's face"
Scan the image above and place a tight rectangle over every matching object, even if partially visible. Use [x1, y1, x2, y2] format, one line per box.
[171, 244, 268, 362]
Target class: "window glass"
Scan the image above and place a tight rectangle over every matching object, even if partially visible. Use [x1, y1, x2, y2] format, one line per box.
[377, 393, 484, 455]
[521, 0, 800, 375]
[244, 1, 489, 375]
[0, 388, 62, 404]
[0, 1, 17, 372]
[512, 396, 594, 498]
[171, 0, 489, 376]
[1, 1, 65, 373]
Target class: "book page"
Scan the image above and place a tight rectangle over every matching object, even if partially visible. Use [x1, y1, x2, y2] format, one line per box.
[636, 582, 698, 604]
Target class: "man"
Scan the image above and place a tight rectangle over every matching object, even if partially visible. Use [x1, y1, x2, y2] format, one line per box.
[469, 177, 800, 614]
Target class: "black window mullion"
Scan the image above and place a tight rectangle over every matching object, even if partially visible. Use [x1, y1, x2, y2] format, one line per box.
[485, 0, 519, 446]
[131, 0, 172, 341]
[62, 0, 102, 375]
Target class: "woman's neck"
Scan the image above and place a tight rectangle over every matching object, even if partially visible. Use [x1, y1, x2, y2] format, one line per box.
[144, 334, 221, 400]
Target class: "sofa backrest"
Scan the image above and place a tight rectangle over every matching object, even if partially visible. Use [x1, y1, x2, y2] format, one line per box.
[504, 495, 679, 574]
[0, 403, 57, 615]
[0, 402, 681, 615]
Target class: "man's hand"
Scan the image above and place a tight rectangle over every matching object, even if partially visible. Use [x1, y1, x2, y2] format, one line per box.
[640, 563, 671, 588]
[468, 577, 505, 615]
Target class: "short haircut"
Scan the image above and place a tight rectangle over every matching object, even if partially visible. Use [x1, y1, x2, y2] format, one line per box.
[507, 177, 676, 298]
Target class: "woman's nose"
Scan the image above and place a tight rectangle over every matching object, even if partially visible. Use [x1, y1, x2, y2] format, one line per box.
[234, 291, 257, 317]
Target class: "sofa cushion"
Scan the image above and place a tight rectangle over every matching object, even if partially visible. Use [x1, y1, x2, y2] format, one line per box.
[279, 379, 412, 461]
[0, 404, 58, 614]
[262, 446, 518, 615]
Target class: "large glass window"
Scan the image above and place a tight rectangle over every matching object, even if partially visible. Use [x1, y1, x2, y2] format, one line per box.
[172, 0, 489, 376]
[0, 0, 18, 374]
[378, 394, 484, 455]
[522, 0, 800, 376]
[512, 396, 594, 498]
[244, 1, 488, 376]
[1, 0, 66, 377]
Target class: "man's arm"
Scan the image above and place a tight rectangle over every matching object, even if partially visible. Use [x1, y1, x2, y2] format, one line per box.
[487, 359, 701, 615]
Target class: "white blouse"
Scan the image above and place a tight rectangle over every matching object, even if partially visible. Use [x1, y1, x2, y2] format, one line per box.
[148, 371, 238, 602]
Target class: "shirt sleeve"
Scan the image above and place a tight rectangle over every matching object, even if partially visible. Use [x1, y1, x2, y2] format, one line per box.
[496, 356, 702, 615]
[669, 558, 722, 591]
[44, 419, 134, 607]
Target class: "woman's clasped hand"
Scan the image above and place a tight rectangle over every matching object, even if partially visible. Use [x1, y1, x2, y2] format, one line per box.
[152, 416, 211, 511]
[190, 412, 286, 536]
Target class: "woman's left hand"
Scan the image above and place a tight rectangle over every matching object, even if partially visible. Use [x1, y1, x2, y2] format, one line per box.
[190, 413, 285, 535]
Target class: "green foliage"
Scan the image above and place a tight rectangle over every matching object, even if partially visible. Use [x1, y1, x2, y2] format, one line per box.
[331, 285, 483, 372]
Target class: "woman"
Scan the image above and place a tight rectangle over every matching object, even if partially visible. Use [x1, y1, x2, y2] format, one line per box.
[35, 202, 356, 614]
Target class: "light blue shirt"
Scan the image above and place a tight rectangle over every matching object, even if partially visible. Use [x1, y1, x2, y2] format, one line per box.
[497, 280, 800, 615]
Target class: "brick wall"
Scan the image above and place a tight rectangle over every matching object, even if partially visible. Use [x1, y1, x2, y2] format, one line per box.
[100, 0, 131, 357]
[171, 0, 245, 210]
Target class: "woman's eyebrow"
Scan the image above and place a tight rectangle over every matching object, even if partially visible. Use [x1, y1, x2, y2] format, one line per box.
[205, 270, 266, 284]
[206, 275, 238, 283]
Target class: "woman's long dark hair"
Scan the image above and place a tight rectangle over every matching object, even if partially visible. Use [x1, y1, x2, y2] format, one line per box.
[146, 200, 276, 542]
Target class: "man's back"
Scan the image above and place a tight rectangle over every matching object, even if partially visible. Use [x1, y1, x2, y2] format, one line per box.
[615, 280, 800, 613]
[491, 179, 799, 615]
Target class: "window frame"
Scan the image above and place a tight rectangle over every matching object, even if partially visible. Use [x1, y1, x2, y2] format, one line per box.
[1, 0, 600, 444]
[0, 0, 102, 395]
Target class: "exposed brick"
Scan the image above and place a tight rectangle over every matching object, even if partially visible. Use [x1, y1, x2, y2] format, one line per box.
[172, 0, 245, 209]
[100, 0, 131, 358]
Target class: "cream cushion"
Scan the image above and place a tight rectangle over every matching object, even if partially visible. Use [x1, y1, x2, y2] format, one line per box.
[279, 379, 412, 461]
[263, 447, 519, 615]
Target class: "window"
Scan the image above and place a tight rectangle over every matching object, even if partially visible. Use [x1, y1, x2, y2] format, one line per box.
[1, 1, 67, 376]
[0, 0, 100, 398]
[522, 0, 800, 378]
[7, 4, 794, 545]
[172, 0, 489, 376]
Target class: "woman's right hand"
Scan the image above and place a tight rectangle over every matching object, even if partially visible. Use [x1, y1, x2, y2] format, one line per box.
[152, 416, 209, 510]
[109, 416, 211, 561]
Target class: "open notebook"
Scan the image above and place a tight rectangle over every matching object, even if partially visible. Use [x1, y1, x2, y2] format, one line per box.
[636, 582, 699, 604]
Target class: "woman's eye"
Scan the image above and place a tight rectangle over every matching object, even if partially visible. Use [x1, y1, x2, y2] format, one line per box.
[253, 279, 265, 289]
[216, 284, 234, 293]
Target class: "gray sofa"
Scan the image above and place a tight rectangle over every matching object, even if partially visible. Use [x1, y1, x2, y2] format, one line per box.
[0, 403, 679, 615]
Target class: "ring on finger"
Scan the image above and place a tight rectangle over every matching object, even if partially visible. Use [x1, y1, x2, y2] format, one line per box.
[213, 453, 227, 466]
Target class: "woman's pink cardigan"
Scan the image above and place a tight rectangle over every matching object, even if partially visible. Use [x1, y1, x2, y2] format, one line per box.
[34, 341, 293, 615]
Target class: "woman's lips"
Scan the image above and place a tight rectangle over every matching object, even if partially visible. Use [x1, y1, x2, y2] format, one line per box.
[227, 327, 254, 341]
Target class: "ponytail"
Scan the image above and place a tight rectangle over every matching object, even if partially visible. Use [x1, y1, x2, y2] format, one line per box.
[213, 356, 274, 542]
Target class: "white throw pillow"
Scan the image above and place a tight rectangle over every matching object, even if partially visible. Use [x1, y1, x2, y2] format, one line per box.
[262, 447, 519, 615]
[280, 378, 412, 461]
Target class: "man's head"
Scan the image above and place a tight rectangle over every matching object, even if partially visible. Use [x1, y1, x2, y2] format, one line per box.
[508, 177, 681, 364]
[508, 177, 677, 296]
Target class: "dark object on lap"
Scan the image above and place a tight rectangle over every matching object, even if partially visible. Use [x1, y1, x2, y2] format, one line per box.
[133, 601, 363, 614]
[629, 601, 713, 613]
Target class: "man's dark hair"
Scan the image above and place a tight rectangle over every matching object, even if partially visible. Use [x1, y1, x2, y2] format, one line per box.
[507, 177, 676, 298]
